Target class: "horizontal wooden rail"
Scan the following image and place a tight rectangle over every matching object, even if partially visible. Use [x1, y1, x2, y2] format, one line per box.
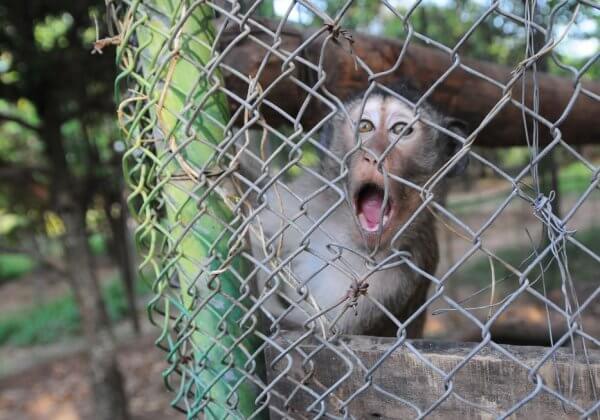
[265, 332, 600, 418]
[219, 21, 600, 148]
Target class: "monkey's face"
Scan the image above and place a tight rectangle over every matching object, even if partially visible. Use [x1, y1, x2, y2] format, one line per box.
[331, 94, 466, 249]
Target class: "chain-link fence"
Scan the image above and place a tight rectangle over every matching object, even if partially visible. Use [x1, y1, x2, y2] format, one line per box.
[110, 0, 600, 418]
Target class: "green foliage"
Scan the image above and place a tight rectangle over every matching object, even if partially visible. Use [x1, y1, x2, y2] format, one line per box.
[0, 212, 29, 236]
[559, 161, 596, 195]
[329, 0, 381, 30]
[0, 293, 80, 346]
[0, 99, 42, 167]
[459, 225, 600, 291]
[88, 232, 107, 256]
[498, 147, 531, 169]
[0, 277, 150, 347]
[0, 0, 122, 237]
[450, 155, 598, 213]
[103, 278, 129, 322]
[34, 13, 74, 51]
[0, 253, 36, 283]
[256, 0, 276, 18]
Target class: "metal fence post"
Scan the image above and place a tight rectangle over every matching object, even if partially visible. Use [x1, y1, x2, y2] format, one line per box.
[115, 1, 268, 418]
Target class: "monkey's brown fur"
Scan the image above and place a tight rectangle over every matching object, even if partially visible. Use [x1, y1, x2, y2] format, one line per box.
[250, 86, 467, 337]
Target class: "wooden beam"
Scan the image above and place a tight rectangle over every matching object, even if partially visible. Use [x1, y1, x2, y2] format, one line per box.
[219, 22, 600, 147]
[265, 332, 600, 418]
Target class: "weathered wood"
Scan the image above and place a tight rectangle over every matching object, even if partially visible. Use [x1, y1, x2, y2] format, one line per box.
[265, 332, 600, 419]
[219, 21, 600, 147]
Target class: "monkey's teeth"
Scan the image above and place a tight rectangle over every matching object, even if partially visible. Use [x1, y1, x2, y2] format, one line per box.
[383, 215, 389, 226]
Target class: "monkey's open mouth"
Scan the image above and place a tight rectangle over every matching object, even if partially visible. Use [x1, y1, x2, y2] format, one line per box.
[354, 184, 392, 233]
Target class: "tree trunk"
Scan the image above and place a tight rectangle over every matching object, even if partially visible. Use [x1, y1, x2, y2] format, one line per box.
[42, 114, 129, 419]
[105, 192, 140, 334]
[540, 151, 561, 217]
[60, 201, 129, 420]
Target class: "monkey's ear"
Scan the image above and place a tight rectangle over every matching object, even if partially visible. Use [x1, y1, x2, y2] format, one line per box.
[444, 118, 470, 177]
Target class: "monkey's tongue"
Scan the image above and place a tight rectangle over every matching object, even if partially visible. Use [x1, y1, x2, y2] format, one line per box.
[357, 189, 389, 232]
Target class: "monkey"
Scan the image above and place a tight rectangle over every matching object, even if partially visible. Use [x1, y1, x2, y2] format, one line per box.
[244, 84, 469, 338]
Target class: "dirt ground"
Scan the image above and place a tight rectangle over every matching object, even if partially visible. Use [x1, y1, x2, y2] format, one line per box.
[0, 332, 173, 420]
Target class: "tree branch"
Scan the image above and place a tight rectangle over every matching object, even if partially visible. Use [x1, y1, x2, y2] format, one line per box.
[0, 112, 41, 133]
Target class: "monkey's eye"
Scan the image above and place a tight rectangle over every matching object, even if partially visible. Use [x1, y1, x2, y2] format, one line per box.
[358, 119, 375, 133]
[391, 122, 414, 136]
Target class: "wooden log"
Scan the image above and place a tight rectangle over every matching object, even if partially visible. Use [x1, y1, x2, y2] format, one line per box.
[219, 22, 600, 147]
[265, 332, 600, 419]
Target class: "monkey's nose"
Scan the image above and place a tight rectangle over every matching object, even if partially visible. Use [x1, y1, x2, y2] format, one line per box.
[362, 153, 379, 165]
[363, 152, 384, 167]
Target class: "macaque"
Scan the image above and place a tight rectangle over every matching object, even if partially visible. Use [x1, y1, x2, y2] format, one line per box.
[247, 84, 468, 337]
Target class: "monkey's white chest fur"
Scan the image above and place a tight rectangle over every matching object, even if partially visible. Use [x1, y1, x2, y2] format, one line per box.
[251, 176, 431, 336]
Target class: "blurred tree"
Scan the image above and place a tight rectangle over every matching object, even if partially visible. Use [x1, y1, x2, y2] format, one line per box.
[0, 1, 132, 418]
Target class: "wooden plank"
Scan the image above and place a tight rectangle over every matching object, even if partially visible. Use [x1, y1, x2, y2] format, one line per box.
[264, 332, 600, 419]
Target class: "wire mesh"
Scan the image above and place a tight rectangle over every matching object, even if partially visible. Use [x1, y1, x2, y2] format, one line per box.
[112, 0, 600, 418]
